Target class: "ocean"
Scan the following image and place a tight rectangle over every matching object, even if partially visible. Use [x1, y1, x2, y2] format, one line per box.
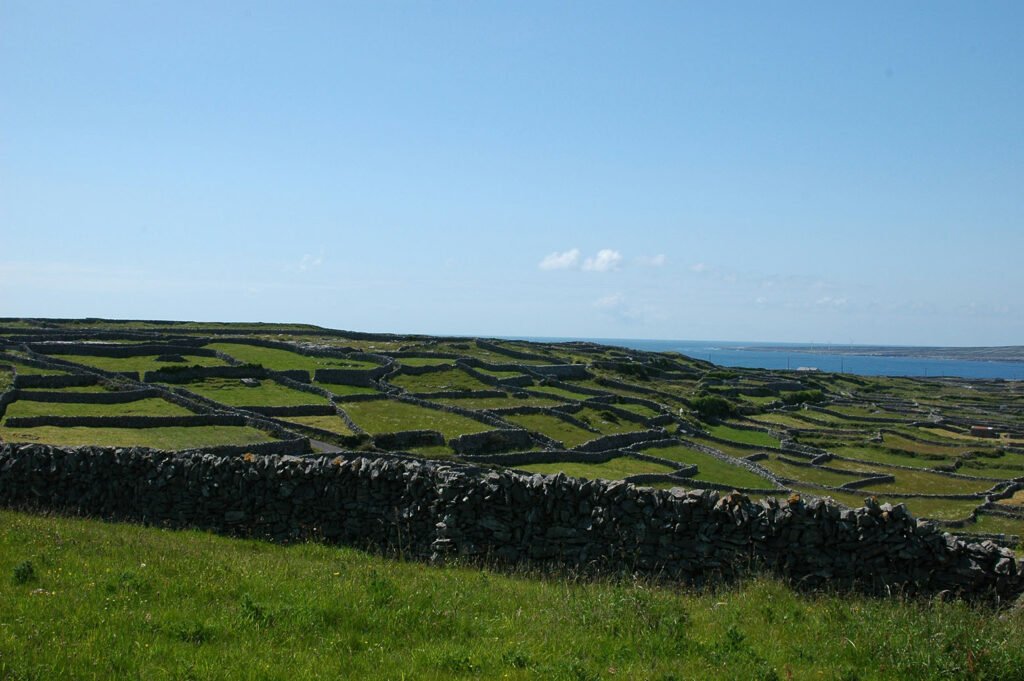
[511, 338, 1024, 381]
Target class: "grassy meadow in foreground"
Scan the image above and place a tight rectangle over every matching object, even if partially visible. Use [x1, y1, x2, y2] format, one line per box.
[2, 510, 1024, 681]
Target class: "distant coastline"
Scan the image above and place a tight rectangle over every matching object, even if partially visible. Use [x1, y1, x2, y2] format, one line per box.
[752, 344, 1024, 364]
[509, 337, 1024, 380]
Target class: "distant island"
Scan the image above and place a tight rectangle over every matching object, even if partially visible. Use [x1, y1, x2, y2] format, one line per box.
[754, 344, 1024, 364]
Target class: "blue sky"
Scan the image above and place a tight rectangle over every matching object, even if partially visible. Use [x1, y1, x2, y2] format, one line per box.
[2, 2, 1021, 345]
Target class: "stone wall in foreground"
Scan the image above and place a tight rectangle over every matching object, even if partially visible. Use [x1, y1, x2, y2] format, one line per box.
[0, 443, 1019, 600]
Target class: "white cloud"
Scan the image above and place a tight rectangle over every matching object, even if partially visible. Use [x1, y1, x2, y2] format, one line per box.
[298, 253, 323, 271]
[592, 292, 668, 324]
[690, 262, 709, 273]
[593, 293, 626, 310]
[816, 296, 848, 308]
[582, 249, 622, 272]
[538, 248, 580, 270]
[636, 254, 667, 267]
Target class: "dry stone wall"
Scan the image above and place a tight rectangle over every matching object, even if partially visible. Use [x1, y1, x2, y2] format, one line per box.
[0, 442, 1019, 601]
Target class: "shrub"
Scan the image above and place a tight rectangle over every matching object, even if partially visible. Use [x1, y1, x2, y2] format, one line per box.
[13, 560, 35, 584]
[781, 390, 825, 406]
[692, 395, 734, 421]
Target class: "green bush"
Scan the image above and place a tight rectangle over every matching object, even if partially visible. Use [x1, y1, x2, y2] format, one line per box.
[781, 390, 825, 406]
[12, 560, 35, 584]
[692, 395, 734, 421]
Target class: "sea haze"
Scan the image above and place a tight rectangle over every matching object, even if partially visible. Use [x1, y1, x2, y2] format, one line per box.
[511, 338, 1024, 381]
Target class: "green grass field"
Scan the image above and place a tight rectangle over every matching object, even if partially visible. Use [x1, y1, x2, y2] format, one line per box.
[389, 368, 494, 393]
[687, 436, 762, 460]
[280, 415, 355, 436]
[4, 397, 194, 419]
[528, 385, 594, 401]
[52, 354, 227, 374]
[748, 413, 820, 429]
[883, 432, 987, 458]
[758, 456, 867, 487]
[342, 400, 492, 438]
[473, 367, 528, 379]
[313, 382, 381, 396]
[829, 445, 955, 470]
[572, 407, 647, 436]
[517, 456, 678, 480]
[606, 401, 661, 418]
[707, 423, 780, 448]
[643, 445, 775, 489]
[856, 467, 998, 496]
[734, 394, 781, 407]
[2, 510, 1023, 680]
[180, 378, 331, 407]
[433, 395, 567, 410]
[395, 357, 456, 367]
[503, 413, 598, 449]
[19, 384, 111, 393]
[1, 360, 70, 376]
[965, 513, 1024, 537]
[0, 424, 276, 449]
[205, 343, 379, 372]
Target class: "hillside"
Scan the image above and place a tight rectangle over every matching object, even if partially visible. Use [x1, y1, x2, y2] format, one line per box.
[3, 318, 1024, 678]
[3, 508, 1024, 680]
[2, 318, 1023, 545]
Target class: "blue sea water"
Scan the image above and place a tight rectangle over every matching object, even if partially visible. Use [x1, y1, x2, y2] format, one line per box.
[512, 338, 1024, 381]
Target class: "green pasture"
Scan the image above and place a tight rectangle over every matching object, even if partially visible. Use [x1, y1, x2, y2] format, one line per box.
[389, 368, 493, 393]
[528, 385, 594, 401]
[472, 367, 528, 380]
[882, 431, 986, 457]
[643, 445, 775, 489]
[828, 446, 955, 470]
[342, 400, 491, 439]
[857, 467, 999, 496]
[433, 395, 567, 410]
[2, 360, 70, 376]
[734, 394, 781, 406]
[4, 510, 1024, 680]
[280, 415, 354, 436]
[605, 401, 662, 418]
[0, 424, 275, 449]
[205, 343, 379, 372]
[20, 384, 110, 393]
[707, 423, 780, 448]
[53, 354, 227, 374]
[517, 456, 677, 480]
[3, 397, 194, 419]
[572, 406, 647, 436]
[686, 436, 760, 460]
[395, 357, 456, 367]
[502, 412, 598, 449]
[758, 456, 864, 487]
[180, 378, 330, 407]
[314, 382, 381, 396]
[748, 413, 819, 430]
[965, 513, 1024, 537]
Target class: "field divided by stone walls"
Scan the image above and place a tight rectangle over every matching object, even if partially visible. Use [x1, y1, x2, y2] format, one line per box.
[2, 318, 1024, 595]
